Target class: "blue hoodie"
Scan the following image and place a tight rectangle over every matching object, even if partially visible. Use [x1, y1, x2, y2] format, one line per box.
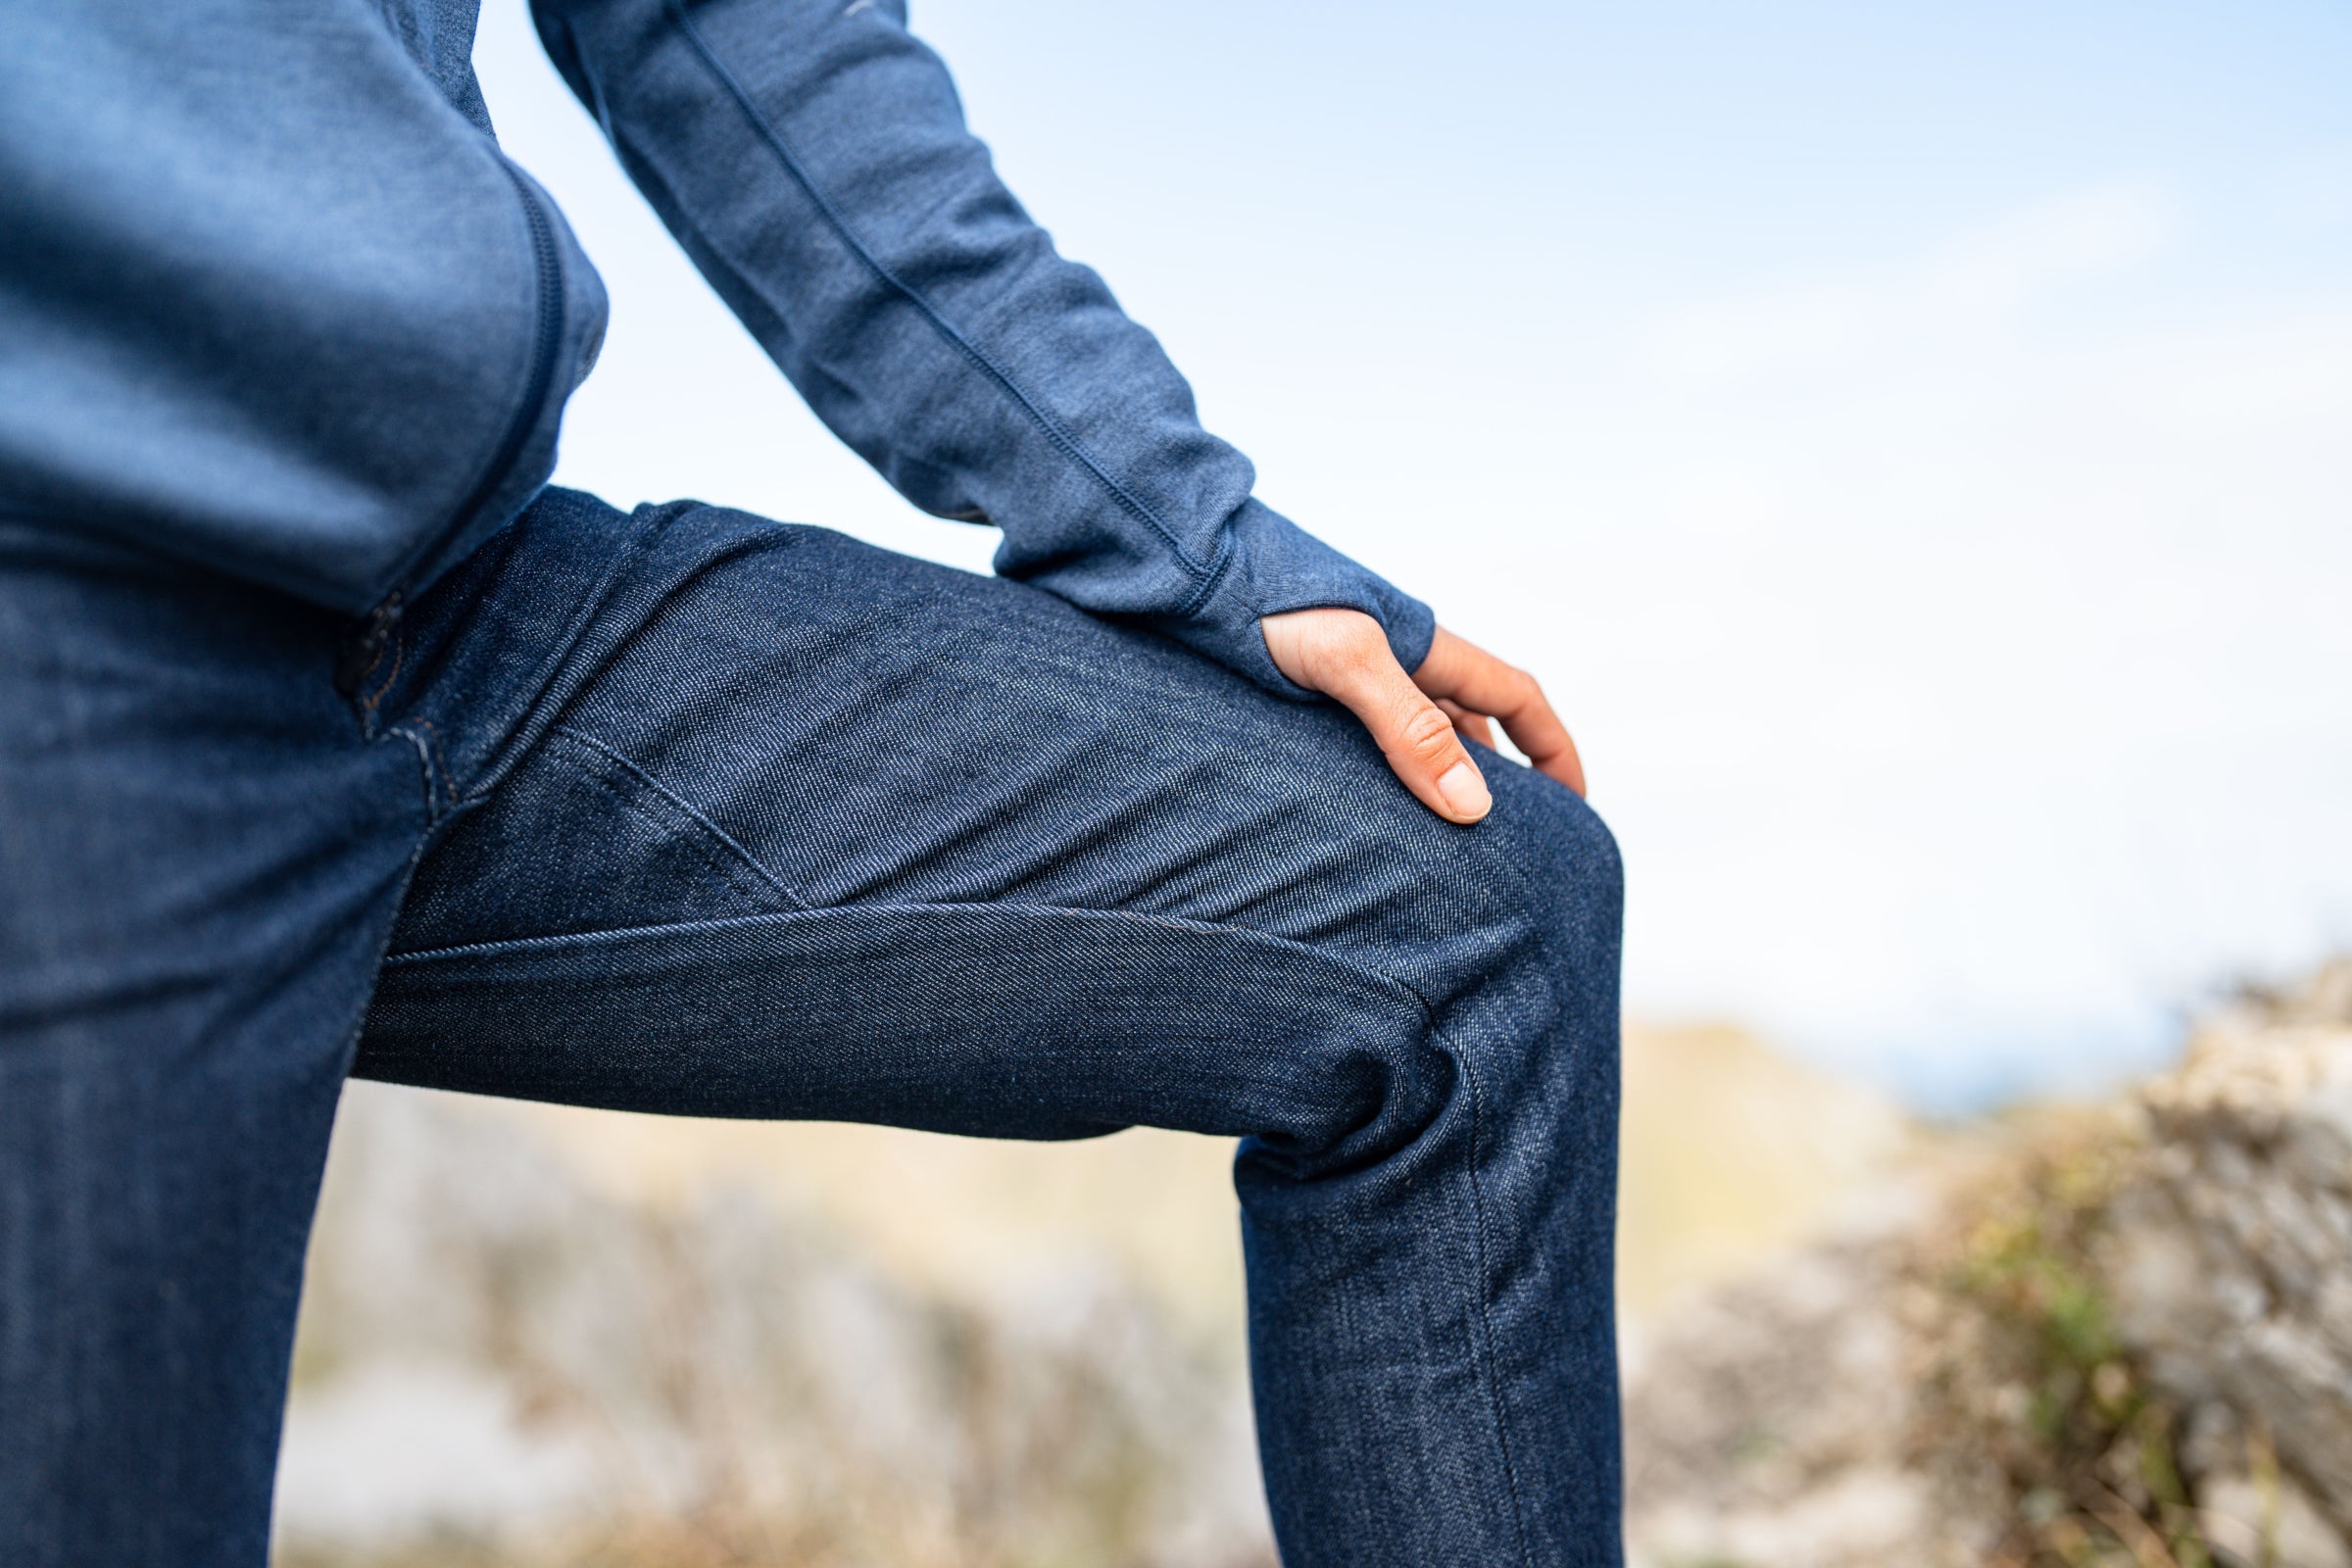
[0, 0, 1433, 694]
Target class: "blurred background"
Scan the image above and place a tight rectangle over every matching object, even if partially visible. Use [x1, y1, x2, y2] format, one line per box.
[277, 4, 2352, 1565]
[482, 0, 2352, 1109]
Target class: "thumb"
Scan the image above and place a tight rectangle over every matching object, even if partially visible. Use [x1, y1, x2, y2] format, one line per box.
[1273, 617, 1493, 824]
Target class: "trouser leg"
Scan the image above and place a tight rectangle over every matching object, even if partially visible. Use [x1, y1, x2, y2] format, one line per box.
[357, 494, 1626, 1566]
[0, 535, 428, 1566]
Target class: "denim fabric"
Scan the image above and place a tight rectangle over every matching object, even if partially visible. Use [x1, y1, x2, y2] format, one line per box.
[0, 491, 1622, 1567]
[0, 0, 1432, 688]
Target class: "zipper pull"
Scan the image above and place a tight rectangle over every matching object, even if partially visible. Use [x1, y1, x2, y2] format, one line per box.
[333, 591, 406, 699]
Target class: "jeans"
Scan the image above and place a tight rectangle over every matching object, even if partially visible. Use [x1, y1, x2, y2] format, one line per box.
[0, 490, 1625, 1567]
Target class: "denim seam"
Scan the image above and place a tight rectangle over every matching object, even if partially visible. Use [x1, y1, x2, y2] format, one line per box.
[372, 891, 1537, 1554]
[583, 765, 786, 917]
[413, 718, 450, 814]
[594, 782, 778, 917]
[349, 634, 397, 731]
[448, 533, 648, 802]
[361, 629, 406, 716]
[547, 725, 813, 912]
[329, 789, 454, 1149]
[1403, 982, 1537, 1567]
[387, 721, 447, 825]
[1441, 785, 1613, 1567]
[434, 499, 688, 808]
[664, 0, 1236, 596]
[543, 736, 808, 919]
[449, 512, 773, 809]
[1445, 766, 1590, 1046]
[377, 896, 1405, 996]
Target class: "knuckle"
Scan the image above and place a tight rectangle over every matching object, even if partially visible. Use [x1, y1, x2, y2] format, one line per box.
[1398, 703, 1460, 760]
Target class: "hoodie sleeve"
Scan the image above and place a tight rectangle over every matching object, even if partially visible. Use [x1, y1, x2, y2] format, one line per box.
[528, 0, 1433, 693]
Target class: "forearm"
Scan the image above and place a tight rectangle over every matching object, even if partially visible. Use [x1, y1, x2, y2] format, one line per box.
[531, 0, 1430, 689]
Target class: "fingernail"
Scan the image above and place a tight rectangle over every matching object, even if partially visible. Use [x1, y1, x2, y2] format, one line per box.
[1436, 760, 1491, 821]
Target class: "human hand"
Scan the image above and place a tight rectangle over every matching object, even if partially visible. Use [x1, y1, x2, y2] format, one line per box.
[1259, 608, 1586, 824]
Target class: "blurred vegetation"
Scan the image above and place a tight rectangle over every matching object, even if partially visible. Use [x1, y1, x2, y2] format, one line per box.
[1920, 1113, 2256, 1568]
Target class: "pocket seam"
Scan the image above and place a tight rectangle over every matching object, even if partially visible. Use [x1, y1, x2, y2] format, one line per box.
[545, 726, 811, 915]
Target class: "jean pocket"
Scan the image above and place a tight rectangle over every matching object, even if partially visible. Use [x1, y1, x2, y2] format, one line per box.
[385, 724, 807, 956]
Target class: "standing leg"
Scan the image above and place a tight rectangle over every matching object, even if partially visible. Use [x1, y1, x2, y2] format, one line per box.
[0, 534, 429, 1567]
[355, 494, 1626, 1566]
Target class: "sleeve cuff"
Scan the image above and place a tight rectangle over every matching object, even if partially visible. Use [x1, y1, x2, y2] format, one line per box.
[1152, 497, 1437, 700]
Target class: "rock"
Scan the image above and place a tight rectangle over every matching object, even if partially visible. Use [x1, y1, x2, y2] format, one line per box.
[2116, 967, 2352, 1533]
[2197, 1469, 2352, 1568]
[1625, 961, 2352, 1568]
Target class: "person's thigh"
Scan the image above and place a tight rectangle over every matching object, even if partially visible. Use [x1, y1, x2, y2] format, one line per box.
[0, 531, 429, 1567]
[358, 492, 1624, 1567]
[360, 493, 1612, 1148]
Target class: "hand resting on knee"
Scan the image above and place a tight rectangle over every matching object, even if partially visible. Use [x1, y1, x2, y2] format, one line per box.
[1259, 608, 1587, 825]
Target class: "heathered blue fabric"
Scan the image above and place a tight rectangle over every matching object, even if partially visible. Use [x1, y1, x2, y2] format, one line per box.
[1, 492, 1622, 1566]
[0, 0, 1432, 688]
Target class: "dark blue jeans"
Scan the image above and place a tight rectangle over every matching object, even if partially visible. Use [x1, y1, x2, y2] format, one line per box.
[0, 491, 1624, 1567]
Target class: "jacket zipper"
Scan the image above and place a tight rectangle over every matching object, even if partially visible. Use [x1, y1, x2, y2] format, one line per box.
[333, 590, 405, 698]
[335, 159, 564, 701]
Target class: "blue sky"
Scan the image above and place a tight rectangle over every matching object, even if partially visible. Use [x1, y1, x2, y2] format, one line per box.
[476, 2, 2352, 1107]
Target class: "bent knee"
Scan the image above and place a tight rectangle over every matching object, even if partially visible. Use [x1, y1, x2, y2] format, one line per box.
[1434, 768, 1622, 1090]
[1480, 764, 1623, 954]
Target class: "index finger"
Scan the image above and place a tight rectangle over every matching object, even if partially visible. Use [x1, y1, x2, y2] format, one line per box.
[1413, 628, 1588, 797]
